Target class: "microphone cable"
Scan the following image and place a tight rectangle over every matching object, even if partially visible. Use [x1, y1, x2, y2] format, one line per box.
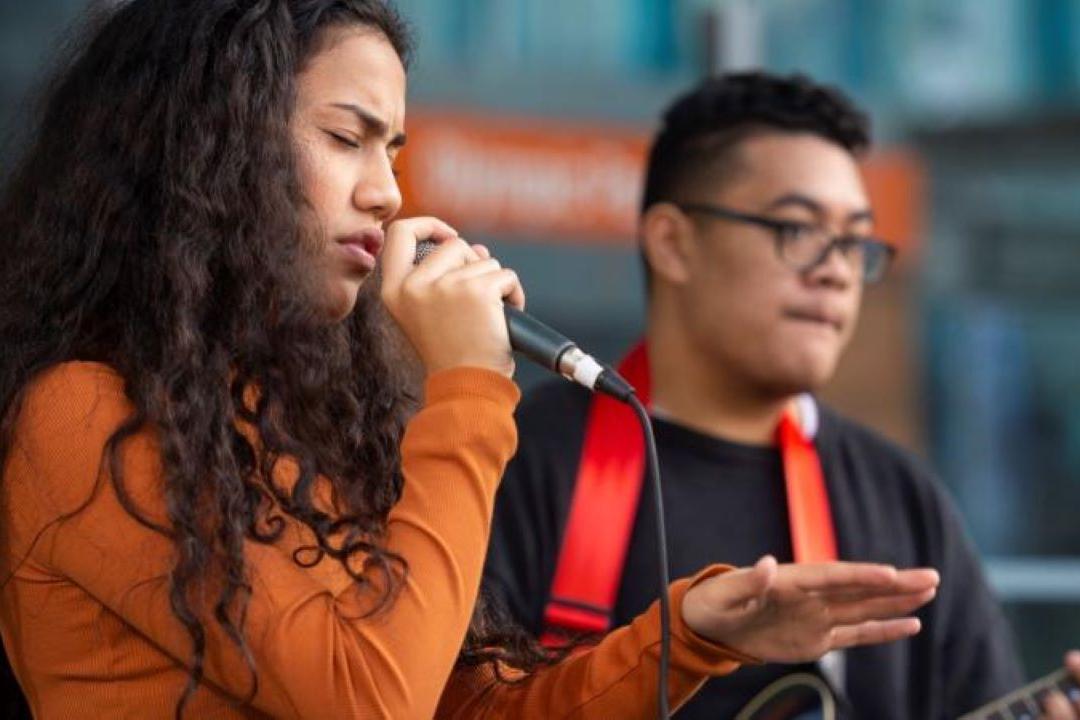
[625, 391, 671, 720]
[590, 369, 671, 719]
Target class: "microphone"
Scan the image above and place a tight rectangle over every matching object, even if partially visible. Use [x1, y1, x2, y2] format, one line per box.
[413, 240, 634, 400]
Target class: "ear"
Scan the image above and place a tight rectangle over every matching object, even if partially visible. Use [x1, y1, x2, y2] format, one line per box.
[640, 202, 695, 286]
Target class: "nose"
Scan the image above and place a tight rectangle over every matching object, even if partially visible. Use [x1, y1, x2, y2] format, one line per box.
[352, 153, 402, 222]
[802, 240, 856, 290]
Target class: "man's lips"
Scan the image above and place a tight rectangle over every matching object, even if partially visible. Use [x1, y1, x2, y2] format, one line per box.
[782, 308, 845, 332]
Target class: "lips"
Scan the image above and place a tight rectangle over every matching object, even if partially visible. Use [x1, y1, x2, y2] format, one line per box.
[783, 307, 845, 332]
[336, 227, 385, 271]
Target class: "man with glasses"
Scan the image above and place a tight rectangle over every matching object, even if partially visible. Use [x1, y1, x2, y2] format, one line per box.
[483, 72, 1026, 718]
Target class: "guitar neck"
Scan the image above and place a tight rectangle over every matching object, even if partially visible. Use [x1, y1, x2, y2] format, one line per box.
[960, 668, 1080, 720]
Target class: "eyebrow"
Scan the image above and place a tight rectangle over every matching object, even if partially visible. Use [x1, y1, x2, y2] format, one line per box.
[764, 192, 874, 224]
[330, 102, 407, 149]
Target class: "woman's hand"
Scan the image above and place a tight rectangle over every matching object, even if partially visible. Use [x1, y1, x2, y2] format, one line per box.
[681, 556, 939, 662]
[380, 217, 525, 377]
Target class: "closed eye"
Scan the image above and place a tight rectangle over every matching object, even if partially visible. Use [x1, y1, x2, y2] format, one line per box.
[325, 130, 360, 149]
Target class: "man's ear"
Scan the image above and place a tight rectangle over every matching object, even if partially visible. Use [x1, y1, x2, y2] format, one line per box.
[640, 202, 695, 287]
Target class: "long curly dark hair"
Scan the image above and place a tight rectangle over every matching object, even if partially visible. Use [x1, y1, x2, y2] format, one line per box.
[0, 1, 548, 716]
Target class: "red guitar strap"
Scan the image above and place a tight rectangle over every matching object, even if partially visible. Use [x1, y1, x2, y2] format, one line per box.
[540, 343, 650, 644]
[541, 340, 838, 645]
[777, 409, 838, 564]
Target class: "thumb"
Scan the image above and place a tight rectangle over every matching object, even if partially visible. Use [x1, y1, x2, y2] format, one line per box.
[717, 555, 777, 611]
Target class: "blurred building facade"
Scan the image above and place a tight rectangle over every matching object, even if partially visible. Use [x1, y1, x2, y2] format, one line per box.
[4, 0, 1080, 682]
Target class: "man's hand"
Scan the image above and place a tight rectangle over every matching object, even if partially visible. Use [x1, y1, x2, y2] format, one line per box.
[1041, 651, 1080, 719]
[681, 555, 939, 662]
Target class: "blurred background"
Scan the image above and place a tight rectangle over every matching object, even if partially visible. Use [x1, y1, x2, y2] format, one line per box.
[4, 0, 1080, 683]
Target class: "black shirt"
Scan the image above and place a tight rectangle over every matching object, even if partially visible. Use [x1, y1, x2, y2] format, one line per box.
[483, 380, 1024, 719]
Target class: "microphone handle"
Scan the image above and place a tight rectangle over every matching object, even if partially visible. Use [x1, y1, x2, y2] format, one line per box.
[503, 305, 574, 371]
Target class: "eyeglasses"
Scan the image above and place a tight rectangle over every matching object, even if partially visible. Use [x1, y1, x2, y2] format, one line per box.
[676, 202, 897, 284]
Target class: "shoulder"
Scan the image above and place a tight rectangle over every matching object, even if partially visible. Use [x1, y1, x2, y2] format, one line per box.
[8, 362, 137, 508]
[814, 406, 985, 567]
[815, 403, 958, 514]
[16, 361, 131, 436]
[23, 360, 126, 398]
[817, 404, 933, 480]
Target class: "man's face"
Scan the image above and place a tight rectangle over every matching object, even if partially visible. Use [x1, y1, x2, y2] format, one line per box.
[673, 132, 872, 396]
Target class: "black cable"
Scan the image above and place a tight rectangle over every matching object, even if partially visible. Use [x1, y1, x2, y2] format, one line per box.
[626, 393, 670, 720]
[582, 367, 670, 717]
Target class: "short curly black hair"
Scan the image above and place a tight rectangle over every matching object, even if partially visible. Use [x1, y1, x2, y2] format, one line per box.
[641, 71, 871, 211]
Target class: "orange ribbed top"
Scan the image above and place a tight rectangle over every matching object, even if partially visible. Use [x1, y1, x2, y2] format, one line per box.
[1, 362, 743, 718]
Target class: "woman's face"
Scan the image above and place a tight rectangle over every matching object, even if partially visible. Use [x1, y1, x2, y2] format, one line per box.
[292, 28, 406, 320]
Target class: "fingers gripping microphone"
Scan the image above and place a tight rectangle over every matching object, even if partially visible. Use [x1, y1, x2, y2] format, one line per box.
[413, 240, 634, 400]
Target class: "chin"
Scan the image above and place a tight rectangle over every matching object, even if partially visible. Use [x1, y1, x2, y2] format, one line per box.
[765, 355, 840, 396]
[323, 280, 363, 321]
[792, 362, 839, 393]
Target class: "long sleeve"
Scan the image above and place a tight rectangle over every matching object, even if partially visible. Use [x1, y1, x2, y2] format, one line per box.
[1, 362, 519, 719]
[437, 567, 752, 719]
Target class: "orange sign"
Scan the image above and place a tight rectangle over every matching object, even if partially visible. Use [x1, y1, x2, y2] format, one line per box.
[397, 110, 648, 244]
[859, 148, 924, 259]
[398, 109, 924, 255]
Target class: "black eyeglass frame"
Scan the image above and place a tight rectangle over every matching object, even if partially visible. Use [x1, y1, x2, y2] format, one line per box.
[675, 202, 898, 283]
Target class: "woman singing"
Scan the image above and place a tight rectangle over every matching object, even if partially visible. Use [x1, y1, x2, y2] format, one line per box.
[0, 1, 938, 717]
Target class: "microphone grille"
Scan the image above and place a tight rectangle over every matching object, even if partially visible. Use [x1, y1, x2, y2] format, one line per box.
[414, 239, 438, 265]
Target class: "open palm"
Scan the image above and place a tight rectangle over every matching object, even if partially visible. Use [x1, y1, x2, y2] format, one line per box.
[681, 556, 939, 663]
